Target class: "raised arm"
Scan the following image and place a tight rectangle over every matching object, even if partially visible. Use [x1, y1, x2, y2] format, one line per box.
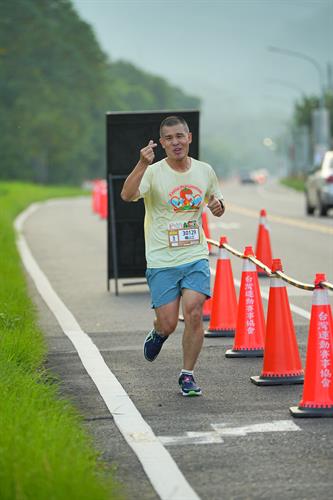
[120, 140, 157, 202]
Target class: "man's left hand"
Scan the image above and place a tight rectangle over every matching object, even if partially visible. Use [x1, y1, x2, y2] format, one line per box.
[207, 194, 225, 217]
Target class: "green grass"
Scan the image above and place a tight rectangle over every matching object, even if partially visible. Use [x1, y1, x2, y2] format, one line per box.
[280, 176, 305, 192]
[0, 182, 123, 500]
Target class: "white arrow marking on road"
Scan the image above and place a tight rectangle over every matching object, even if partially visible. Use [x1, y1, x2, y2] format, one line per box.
[159, 420, 300, 446]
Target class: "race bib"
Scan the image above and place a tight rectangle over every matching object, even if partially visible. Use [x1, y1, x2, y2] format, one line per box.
[168, 220, 200, 248]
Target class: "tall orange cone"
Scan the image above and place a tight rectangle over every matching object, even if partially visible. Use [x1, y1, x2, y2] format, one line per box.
[202, 297, 212, 321]
[290, 274, 333, 417]
[226, 246, 265, 357]
[205, 236, 237, 337]
[255, 209, 272, 277]
[202, 210, 212, 253]
[251, 259, 304, 385]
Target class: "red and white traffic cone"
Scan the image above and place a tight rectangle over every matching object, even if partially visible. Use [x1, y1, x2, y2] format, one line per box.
[290, 274, 333, 417]
[205, 236, 237, 337]
[255, 209, 272, 277]
[251, 259, 304, 385]
[225, 246, 265, 357]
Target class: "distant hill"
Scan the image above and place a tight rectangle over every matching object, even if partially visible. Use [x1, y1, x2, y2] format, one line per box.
[0, 0, 200, 184]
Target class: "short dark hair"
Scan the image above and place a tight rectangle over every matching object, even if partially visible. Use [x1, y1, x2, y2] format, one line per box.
[159, 115, 189, 136]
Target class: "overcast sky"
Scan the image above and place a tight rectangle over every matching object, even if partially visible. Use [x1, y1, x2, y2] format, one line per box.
[72, 0, 333, 169]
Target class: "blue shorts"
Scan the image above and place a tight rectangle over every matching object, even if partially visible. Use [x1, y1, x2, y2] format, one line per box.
[146, 259, 211, 309]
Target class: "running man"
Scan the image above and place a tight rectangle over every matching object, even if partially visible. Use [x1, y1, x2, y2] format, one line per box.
[121, 115, 225, 396]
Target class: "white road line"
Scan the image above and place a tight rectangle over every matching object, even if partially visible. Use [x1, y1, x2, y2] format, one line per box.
[210, 268, 311, 320]
[15, 203, 200, 500]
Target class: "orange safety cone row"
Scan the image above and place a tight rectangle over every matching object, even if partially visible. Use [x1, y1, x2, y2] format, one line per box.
[255, 209, 272, 277]
[251, 259, 304, 385]
[290, 274, 333, 417]
[202, 210, 212, 253]
[225, 246, 265, 357]
[205, 236, 237, 337]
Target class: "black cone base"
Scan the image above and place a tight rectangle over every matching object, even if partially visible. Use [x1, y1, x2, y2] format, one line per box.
[251, 374, 304, 386]
[225, 348, 264, 358]
[290, 406, 333, 418]
[205, 329, 235, 338]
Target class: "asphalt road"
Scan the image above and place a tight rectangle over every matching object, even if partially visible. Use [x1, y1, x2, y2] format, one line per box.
[22, 180, 333, 500]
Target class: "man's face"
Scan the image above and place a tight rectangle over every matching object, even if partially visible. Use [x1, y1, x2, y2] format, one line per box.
[159, 123, 192, 161]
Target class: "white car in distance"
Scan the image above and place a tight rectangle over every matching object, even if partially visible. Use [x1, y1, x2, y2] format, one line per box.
[305, 151, 333, 216]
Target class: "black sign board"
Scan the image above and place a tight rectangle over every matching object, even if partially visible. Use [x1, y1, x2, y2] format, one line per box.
[106, 110, 200, 293]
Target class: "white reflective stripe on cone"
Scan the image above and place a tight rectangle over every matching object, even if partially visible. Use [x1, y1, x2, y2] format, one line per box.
[312, 289, 329, 306]
[219, 247, 230, 260]
[243, 259, 256, 272]
[269, 277, 285, 288]
[259, 217, 269, 230]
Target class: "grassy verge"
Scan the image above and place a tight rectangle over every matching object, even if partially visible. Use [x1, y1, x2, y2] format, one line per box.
[0, 182, 123, 500]
[280, 176, 305, 192]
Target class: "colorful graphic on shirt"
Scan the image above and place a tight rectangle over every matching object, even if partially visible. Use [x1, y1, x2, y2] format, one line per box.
[168, 184, 203, 212]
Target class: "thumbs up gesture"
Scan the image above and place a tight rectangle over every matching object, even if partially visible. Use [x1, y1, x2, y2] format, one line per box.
[207, 194, 225, 217]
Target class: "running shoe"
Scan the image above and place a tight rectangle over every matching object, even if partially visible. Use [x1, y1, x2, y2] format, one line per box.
[178, 373, 202, 397]
[143, 329, 167, 362]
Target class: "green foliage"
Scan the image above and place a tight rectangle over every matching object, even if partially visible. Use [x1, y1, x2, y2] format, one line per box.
[280, 176, 305, 192]
[0, 182, 123, 499]
[107, 60, 200, 111]
[293, 92, 333, 140]
[0, 1, 200, 185]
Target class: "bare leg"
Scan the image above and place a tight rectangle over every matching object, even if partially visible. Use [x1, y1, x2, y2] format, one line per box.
[181, 289, 206, 370]
[154, 296, 180, 336]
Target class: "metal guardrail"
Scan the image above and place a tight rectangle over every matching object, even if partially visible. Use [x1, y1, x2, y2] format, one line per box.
[207, 238, 333, 292]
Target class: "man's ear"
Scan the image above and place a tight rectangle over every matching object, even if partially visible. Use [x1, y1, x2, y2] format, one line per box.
[188, 132, 192, 144]
[159, 137, 165, 149]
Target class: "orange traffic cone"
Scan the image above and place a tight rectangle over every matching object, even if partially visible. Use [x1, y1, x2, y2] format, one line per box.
[226, 246, 265, 357]
[205, 236, 237, 337]
[100, 181, 108, 219]
[255, 209, 272, 277]
[202, 297, 212, 321]
[290, 274, 333, 417]
[251, 259, 304, 385]
[202, 210, 212, 253]
[92, 179, 102, 214]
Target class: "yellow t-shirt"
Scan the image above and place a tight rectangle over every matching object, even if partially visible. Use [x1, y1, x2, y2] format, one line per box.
[137, 158, 223, 268]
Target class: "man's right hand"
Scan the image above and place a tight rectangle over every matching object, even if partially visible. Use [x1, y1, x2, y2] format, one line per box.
[140, 140, 157, 166]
